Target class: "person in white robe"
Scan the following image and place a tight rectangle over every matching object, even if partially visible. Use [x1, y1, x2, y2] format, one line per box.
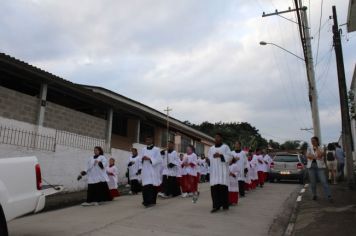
[249, 151, 258, 189]
[199, 155, 208, 183]
[228, 158, 240, 205]
[79, 146, 111, 206]
[106, 158, 119, 199]
[253, 149, 265, 188]
[139, 137, 162, 207]
[181, 145, 198, 198]
[263, 150, 273, 182]
[159, 141, 181, 198]
[231, 141, 249, 197]
[127, 148, 142, 194]
[208, 133, 233, 213]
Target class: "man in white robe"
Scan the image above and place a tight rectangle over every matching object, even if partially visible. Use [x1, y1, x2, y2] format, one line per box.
[139, 137, 162, 207]
[231, 141, 249, 197]
[208, 133, 232, 213]
[263, 150, 273, 182]
[160, 141, 181, 198]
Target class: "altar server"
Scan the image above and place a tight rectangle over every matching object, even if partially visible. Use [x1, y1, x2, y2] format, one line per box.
[228, 157, 240, 205]
[160, 141, 181, 198]
[231, 141, 249, 197]
[208, 133, 233, 213]
[106, 158, 119, 199]
[181, 145, 198, 198]
[140, 137, 162, 207]
[127, 148, 142, 194]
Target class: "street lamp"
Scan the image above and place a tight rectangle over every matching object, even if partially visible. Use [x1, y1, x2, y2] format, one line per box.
[259, 41, 305, 61]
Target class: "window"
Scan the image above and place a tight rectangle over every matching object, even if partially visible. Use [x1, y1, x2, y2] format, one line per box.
[112, 113, 128, 136]
[274, 155, 299, 162]
[161, 130, 175, 147]
[139, 123, 155, 143]
[180, 136, 192, 153]
[195, 142, 204, 156]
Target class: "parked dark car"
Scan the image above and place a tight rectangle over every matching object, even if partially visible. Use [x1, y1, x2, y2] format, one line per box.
[269, 153, 306, 184]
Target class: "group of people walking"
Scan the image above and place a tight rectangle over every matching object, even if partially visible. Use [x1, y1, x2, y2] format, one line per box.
[78, 134, 338, 211]
[124, 133, 273, 212]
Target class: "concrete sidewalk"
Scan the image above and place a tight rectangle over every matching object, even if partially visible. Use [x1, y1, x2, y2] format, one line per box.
[292, 182, 356, 236]
[9, 183, 298, 236]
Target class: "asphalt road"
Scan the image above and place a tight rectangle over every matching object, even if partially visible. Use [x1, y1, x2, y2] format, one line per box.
[8, 183, 299, 236]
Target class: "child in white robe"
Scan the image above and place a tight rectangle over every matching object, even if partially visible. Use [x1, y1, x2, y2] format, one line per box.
[106, 158, 119, 198]
[228, 158, 240, 205]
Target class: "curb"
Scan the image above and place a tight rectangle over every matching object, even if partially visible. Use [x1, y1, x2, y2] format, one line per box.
[283, 184, 308, 236]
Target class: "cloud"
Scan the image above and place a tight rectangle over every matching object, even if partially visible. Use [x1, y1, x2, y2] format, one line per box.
[0, 0, 354, 144]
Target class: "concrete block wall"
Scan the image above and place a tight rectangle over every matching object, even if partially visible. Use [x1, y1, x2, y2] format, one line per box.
[0, 86, 39, 125]
[43, 101, 106, 139]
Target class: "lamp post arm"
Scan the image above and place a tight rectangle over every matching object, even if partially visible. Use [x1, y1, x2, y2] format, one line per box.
[268, 43, 305, 61]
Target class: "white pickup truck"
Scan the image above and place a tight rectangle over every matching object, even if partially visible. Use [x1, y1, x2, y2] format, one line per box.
[0, 156, 61, 236]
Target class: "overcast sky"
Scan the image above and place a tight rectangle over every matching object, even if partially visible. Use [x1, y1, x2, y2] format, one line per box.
[1, 0, 355, 144]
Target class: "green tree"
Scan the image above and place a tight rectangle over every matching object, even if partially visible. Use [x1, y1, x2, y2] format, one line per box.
[185, 121, 268, 150]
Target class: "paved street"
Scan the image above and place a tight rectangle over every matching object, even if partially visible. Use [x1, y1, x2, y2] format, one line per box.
[9, 183, 299, 236]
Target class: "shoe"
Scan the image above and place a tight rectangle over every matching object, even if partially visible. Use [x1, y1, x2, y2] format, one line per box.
[129, 191, 133, 195]
[192, 194, 198, 203]
[312, 196, 317, 201]
[188, 193, 193, 197]
[210, 208, 219, 213]
[145, 204, 155, 208]
[81, 202, 98, 206]
[328, 196, 334, 203]
[158, 192, 165, 198]
[181, 193, 188, 198]
[223, 207, 229, 210]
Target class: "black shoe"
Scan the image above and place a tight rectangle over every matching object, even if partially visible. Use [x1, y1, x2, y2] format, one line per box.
[210, 208, 219, 213]
[223, 207, 229, 211]
[328, 196, 334, 203]
[312, 196, 317, 201]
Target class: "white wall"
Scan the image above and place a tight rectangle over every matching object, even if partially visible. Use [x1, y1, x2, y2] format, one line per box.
[0, 118, 137, 192]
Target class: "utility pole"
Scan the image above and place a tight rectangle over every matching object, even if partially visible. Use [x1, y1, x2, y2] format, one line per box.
[298, 0, 322, 143]
[262, 1, 322, 142]
[332, 6, 355, 188]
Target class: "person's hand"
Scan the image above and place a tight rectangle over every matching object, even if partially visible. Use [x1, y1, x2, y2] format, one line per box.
[168, 163, 176, 168]
[230, 173, 236, 177]
[94, 160, 99, 165]
[98, 161, 104, 169]
[258, 160, 263, 164]
[235, 157, 240, 161]
[80, 171, 87, 176]
[142, 156, 151, 161]
[214, 153, 221, 158]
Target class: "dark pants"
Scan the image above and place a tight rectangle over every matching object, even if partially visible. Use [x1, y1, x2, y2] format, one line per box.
[238, 180, 245, 197]
[211, 184, 229, 210]
[142, 184, 158, 206]
[163, 175, 181, 197]
[87, 182, 112, 203]
[130, 179, 142, 194]
[337, 162, 345, 180]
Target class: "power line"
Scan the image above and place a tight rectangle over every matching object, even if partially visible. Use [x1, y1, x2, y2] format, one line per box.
[315, 0, 324, 66]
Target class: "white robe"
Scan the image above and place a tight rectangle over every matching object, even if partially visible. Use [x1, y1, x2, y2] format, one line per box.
[228, 163, 240, 192]
[86, 155, 109, 184]
[106, 165, 118, 190]
[254, 154, 265, 172]
[231, 150, 249, 181]
[127, 155, 141, 181]
[263, 154, 273, 172]
[208, 144, 232, 186]
[198, 159, 209, 175]
[249, 157, 258, 180]
[182, 153, 198, 176]
[161, 150, 180, 177]
[140, 146, 162, 186]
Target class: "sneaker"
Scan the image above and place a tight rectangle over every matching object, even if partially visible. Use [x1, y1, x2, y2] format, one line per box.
[192, 194, 198, 203]
[81, 202, 98, 206]
[129, 191, 133, 195]
[210, 208, 219, 213]
[158, 192, 165, 198]
[181, 192, 188, 198]
[188, 192, 193, 197]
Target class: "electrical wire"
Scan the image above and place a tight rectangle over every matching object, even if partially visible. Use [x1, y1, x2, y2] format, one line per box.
[315, 0, 324, 66]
